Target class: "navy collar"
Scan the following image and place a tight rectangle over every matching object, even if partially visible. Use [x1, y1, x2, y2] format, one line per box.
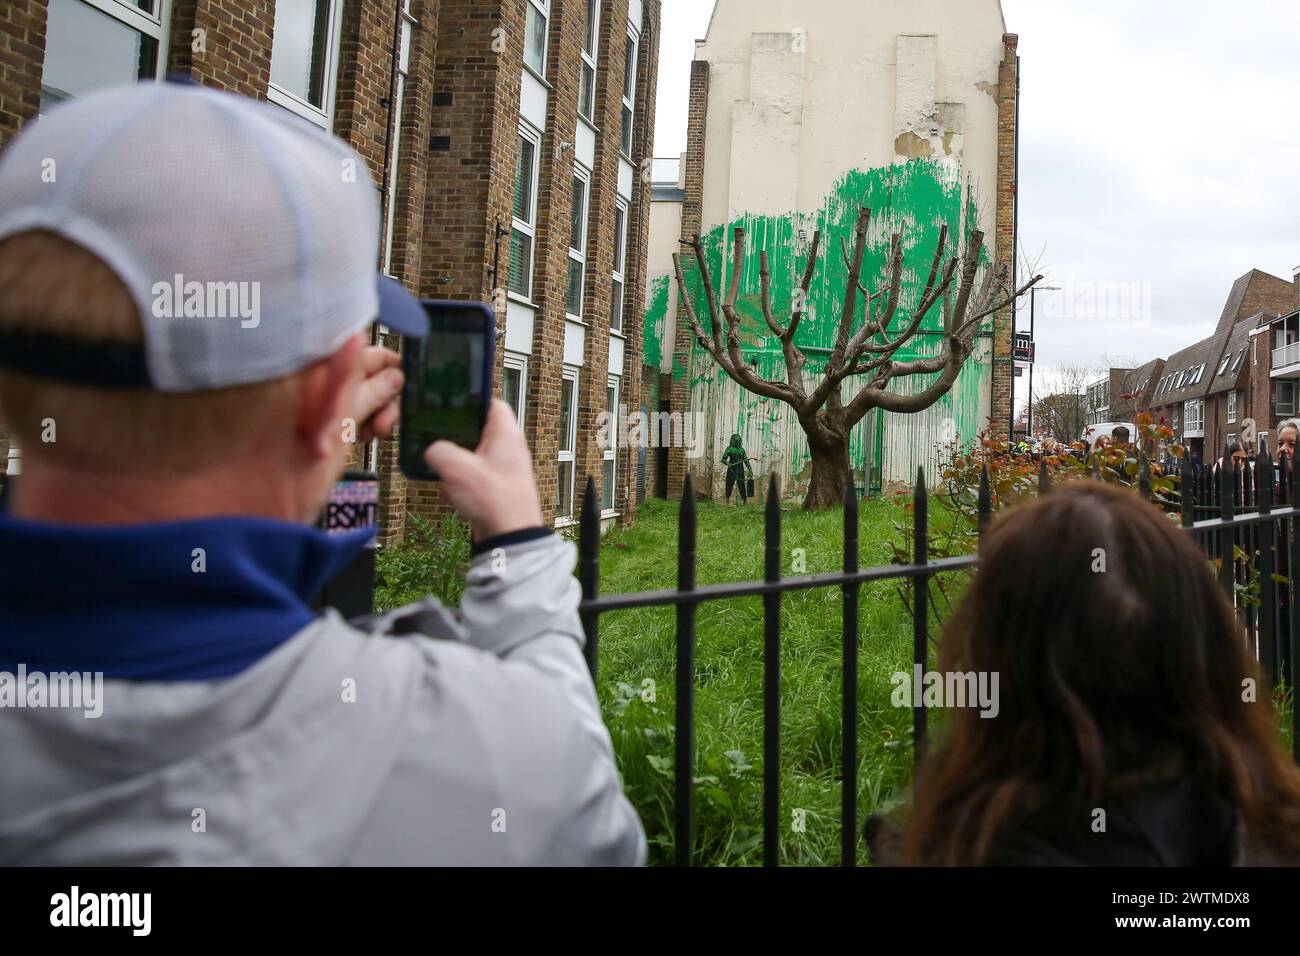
[0, 511, 372, 680]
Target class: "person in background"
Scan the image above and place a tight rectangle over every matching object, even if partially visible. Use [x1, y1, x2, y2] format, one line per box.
[866, 482, 1300, 865]
[1277, 420, 1298, 465]
[1110, 425, 1131, 446]
[721, 433, 754, 505]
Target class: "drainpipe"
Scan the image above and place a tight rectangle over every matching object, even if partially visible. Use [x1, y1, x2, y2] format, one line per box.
[1006, 48, 1021, 439]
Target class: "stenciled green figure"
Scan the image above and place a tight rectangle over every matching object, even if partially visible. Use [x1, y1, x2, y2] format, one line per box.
[721, 433, 755, 504]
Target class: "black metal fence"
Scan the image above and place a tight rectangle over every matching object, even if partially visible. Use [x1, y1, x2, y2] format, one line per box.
[576, 447, 1300, 866]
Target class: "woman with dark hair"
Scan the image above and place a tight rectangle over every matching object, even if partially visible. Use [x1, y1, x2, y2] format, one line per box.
[868, 481, 1300, 866]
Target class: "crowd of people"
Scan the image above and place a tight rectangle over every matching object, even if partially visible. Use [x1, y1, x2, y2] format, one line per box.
[1, 82, 1297, 867]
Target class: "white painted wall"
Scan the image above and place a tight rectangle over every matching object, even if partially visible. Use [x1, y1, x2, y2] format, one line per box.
[695, 0, 1007, 237]
[666, 0, 1010, 492]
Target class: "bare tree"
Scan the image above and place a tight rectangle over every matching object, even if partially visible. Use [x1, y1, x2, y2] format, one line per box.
[1031, 360, 1099, 443]
[672, 205, 1042, 508]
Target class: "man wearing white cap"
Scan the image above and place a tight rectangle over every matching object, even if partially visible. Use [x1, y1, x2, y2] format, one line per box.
[0, 81, 645, 865]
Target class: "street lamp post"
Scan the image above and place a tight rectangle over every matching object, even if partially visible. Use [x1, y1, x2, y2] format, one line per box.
[1025, 285, 1061, 436]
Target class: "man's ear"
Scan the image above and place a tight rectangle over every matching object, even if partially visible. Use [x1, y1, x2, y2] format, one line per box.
[295, 332, 367, 461]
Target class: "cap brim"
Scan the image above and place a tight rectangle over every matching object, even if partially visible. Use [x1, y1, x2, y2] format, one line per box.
[376, 275, 428, 337]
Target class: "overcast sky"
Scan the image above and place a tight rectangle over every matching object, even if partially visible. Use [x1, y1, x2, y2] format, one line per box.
[652, 0, 1300, 408]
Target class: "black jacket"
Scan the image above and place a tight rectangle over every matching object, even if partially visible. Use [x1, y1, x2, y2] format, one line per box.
[865, 779, 1295, 866]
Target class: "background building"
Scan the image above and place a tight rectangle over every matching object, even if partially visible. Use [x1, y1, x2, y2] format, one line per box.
[642, 0, 1019, 500]
[0, 0, 660, 538]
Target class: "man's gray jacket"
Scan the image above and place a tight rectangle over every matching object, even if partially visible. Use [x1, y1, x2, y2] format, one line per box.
[0, 530, 646, 865]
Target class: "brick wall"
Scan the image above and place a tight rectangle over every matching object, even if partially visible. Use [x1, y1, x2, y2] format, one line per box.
[0, 0, 48, 475]
[991, 33, 1019, 440]
[666, 58, 709, 500]
[167, 0, 276, 95]
[622, 0, 658, 524]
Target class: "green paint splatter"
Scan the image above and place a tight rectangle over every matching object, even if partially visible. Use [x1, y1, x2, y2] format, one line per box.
[642, 274, 670, 371]
[674, 158, 994, 480]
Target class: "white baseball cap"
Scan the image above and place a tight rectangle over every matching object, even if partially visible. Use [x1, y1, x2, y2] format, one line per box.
[0, 79, 426, 392]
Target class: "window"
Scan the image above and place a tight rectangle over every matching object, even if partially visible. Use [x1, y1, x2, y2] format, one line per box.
[510, 127, 541, 299]
[1227, 390, 1237, 424]
[524, 0, 549, 76]
[1185, 399, 1205, 434]
[503, 354, 528, 428]
[1231, 348, 1245, 372]
[579, 0, 600, 122]
[382, 0, 416, 275]
[566, 169, 590, 318]
[1277, 381, 1297, 416]
[41, 0, 169, 111]
[620, 29, 638, 155]
[1227, 432, 1238, 448]
[269, 0, 344, 125]
[602, 378, 619, 512]
[556, 370, 579, 520]
[1217, 353, 1232, 376]
[610, 200, 628, 333]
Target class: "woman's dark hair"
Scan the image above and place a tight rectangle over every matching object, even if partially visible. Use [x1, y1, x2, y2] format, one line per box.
[901, 481, 1300, 864]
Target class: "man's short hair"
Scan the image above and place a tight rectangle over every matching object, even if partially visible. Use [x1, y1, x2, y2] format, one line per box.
[1111, 425, 1130, 442]
[1278, 420, 1300, 439]
[0, 231, 299, 474]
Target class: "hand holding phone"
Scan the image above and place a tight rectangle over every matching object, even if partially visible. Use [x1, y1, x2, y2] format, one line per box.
[400, 300, 495, 481]
[425, 400, 543, 542]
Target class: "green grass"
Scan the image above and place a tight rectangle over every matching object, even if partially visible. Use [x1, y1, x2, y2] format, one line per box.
[373, 494, 968, 866]
[590, 495, 960, 866]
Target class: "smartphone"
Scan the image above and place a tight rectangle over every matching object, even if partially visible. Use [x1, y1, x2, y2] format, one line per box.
[399, 300, 495, 481]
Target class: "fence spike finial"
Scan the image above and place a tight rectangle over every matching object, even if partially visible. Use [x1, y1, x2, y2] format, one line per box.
[1037, 458, 1050, 496]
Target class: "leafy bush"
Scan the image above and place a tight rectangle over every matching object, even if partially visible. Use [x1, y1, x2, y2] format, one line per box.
[373, 511, 471, 610]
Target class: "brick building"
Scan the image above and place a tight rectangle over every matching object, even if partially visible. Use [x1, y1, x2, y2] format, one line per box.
[1137, 270, 1295, 463]
[0, 0, 660, 539]
[1083, 367, 1132, 427]
[1115, 357, 1164, 422]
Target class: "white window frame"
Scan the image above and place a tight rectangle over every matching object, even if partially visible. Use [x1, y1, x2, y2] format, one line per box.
[610, 199, 628, 334]
[44, 0, 173, 109]
[578, 0, 600, 123]
[524, 0, 550, 79]
[1227, 390, 1238, 424]
[509, 123, 542, 303]
[1277, 381, 1297, 416]
[267, 0, 346, 127]
[602, 376, 620, 515]
[620, 27, 638, 157]
[382, 0, 417, 275]
[566, 166, 591, 320]
[556, 367, 579, 523]
[1185, 399, 1205, 435]
[502, 353, 528, 429]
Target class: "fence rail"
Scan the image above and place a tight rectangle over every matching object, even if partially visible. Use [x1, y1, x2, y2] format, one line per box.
[577, 447, 1300, 867]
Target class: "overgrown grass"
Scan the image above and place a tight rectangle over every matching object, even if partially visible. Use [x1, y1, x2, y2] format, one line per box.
[593, 496, 946, 865]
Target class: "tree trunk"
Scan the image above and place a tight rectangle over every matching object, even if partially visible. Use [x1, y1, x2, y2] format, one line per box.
[802, 417, 854, 509]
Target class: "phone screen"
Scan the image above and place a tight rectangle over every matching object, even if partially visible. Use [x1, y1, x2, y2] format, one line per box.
[400, 302, 494, 480]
